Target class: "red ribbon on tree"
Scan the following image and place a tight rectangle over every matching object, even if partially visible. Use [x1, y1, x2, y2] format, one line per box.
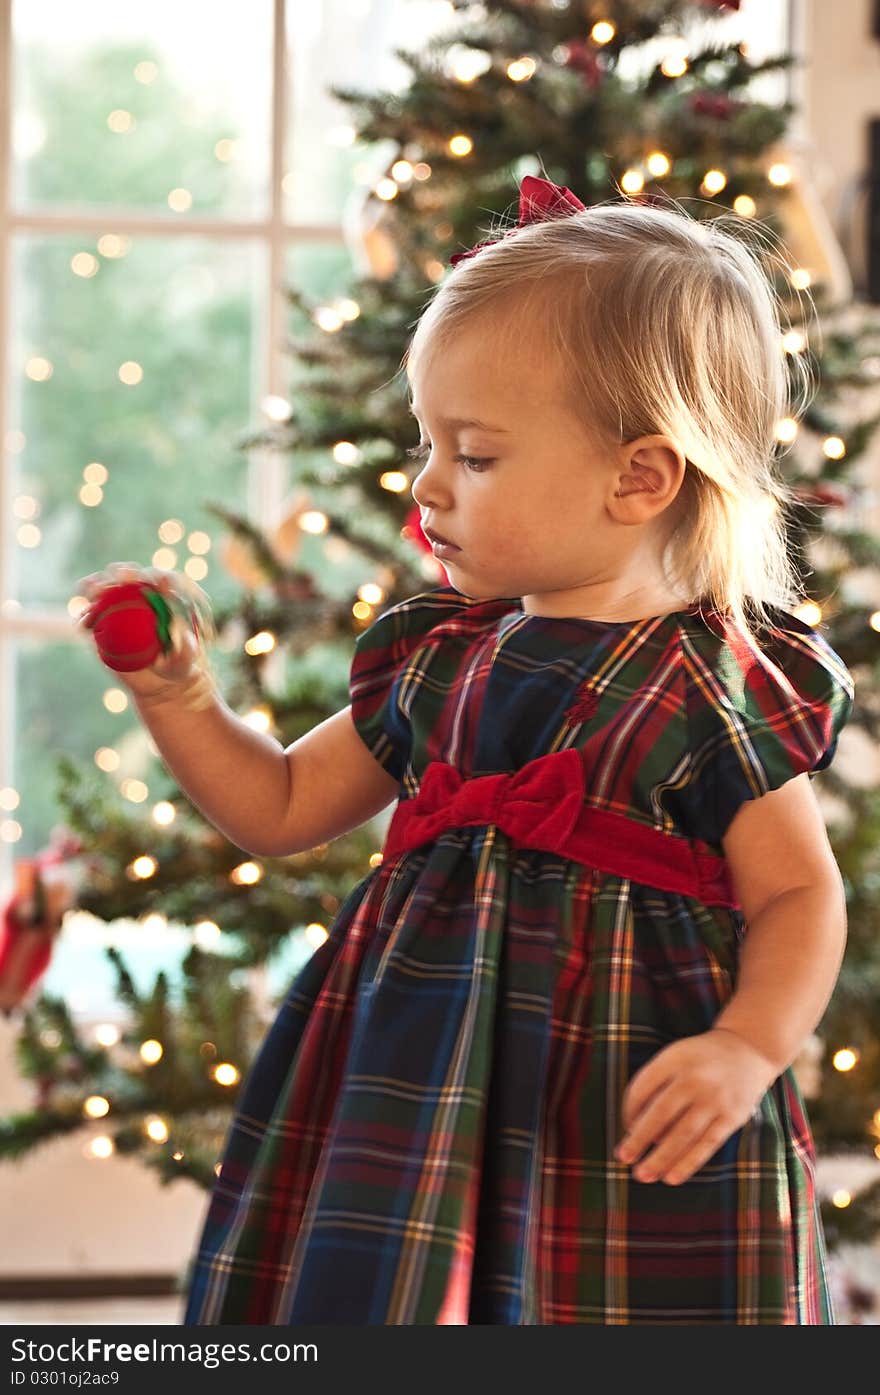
[449, 174, 586, 267]
[0, 831, 83, 1016]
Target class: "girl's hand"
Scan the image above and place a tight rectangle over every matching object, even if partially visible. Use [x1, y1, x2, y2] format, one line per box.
[74, 561, 204, 702]
[615, 1028, 779, 1186]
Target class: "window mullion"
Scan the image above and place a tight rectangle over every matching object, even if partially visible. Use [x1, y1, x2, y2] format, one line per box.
[249, 0, 291, 531]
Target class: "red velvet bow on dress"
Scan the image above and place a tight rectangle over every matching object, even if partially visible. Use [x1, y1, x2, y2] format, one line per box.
[382, 750, 742, 910]
[383, 750, 586, 860]
[449, 174, 586, 268]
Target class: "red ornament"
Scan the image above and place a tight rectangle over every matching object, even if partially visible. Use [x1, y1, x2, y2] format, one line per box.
[690, 91, 739, 120]
[84, 580, 186, 674]
[563, 39, 606, 89]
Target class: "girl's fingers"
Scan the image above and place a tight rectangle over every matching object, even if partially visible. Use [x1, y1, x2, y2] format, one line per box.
[618, 1080, 682, 1158]
[77, 564, 129, 594]
[107, 561, 143, 585]
[77, 562, 159, 603]
[656, 1119, 731, 1186]
[629, 1108, 714, 1183]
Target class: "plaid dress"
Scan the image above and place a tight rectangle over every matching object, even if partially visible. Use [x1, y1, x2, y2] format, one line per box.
[182, 585, 855, 1326]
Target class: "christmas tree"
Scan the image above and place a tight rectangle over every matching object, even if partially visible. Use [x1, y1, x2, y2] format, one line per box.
[3, 0, 880, 1314]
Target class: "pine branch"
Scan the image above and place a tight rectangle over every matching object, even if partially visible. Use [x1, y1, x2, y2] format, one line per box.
[0, 1106, 85, 1162]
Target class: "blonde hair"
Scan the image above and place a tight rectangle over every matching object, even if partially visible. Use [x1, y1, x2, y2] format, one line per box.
[402, 195, 815, 643]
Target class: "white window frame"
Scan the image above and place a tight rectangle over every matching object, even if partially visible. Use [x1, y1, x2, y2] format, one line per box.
[0, 0, 346, 894]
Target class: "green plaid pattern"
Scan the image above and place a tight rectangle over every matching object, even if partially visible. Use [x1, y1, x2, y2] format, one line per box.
[183, 588, 854, 1324]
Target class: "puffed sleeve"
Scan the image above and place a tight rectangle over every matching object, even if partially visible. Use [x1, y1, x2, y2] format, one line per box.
[348, 585, 488, 782]
[679, 607, 855, 847]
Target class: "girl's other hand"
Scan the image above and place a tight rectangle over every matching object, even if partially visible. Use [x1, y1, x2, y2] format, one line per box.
[615, 1028, 778, 1186]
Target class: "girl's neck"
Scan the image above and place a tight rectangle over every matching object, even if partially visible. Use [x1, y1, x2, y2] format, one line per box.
[520, 586, 693, 624]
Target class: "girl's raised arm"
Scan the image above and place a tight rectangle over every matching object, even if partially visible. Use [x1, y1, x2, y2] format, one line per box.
[129, 692, 399, 858]
[77, 563, 400, 858]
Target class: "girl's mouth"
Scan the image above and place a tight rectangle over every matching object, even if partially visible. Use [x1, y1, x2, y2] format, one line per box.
[430, 539, 461, 558]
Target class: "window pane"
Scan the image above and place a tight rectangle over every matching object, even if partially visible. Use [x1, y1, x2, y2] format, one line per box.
[10, 633, 146, 858]
[12, 0, 273, 219]
[287, 238, 352, 302]
[8, 627, 243, 859]
[6, 232, 260, 609]
[284, 0, 454, 226]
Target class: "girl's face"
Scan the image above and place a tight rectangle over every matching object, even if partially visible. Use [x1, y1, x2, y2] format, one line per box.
[408, 319, 688, 619]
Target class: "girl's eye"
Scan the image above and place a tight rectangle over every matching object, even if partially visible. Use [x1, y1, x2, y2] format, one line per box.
[405, 443, 494, 473]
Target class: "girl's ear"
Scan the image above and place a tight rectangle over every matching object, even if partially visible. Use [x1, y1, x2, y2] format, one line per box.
[609, 437, 686, 523]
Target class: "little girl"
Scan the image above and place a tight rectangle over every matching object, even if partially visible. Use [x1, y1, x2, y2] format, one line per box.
[78, 176, 855, 1325]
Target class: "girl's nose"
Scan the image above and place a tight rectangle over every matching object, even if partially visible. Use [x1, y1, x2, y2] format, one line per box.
[411, 465, 447, 510]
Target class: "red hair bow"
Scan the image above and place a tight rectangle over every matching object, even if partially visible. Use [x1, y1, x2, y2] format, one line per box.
[449, 174, 586, 267]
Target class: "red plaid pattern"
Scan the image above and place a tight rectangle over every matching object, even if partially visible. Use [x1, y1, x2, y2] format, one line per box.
[183, 587, 854, 1324]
